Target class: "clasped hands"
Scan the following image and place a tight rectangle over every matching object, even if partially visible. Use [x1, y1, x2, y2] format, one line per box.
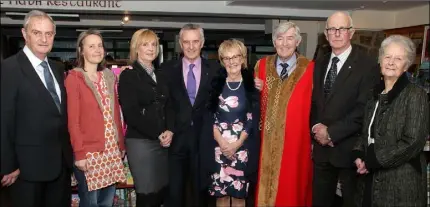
[219, 139, 242, 160]
[312, 123, 334, 147]
[354, 158, 369, 174]
[159, 130, 173, 148]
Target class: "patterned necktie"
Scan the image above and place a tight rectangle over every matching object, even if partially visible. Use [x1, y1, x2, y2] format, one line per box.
[187, 63, 196, 105]
[323, 57, 340, 97]
[280, 63, 289, 80]
[40, 61, 61, 112]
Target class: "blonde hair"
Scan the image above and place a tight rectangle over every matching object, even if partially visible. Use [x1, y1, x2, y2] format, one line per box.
[129, 29, 159, 62]
[218, 39, 248, 68]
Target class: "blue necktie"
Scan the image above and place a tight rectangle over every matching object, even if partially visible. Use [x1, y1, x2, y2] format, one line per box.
[40, 61, 61, 112]
[187, 64, 196, 105]
[280, 63, 289, 80]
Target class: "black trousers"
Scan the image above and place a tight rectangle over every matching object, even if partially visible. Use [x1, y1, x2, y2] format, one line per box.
[10, 165, 71, 207]
[312, 161, 357, 207]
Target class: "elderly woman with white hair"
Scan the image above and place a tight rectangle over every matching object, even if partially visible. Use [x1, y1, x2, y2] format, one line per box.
[352, 35, 429, 207]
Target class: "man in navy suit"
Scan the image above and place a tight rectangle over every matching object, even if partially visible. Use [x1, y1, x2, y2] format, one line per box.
[161, 23, 221, 207]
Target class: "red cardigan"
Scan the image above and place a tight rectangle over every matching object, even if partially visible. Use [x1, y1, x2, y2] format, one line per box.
[65, 68, 124, 160]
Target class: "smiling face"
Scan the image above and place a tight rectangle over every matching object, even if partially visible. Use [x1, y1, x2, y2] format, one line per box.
[180, 29, 204, 61]
[137, 38, 157, 63]
[21, 16, 55, 60]
[221, 48, 244, 76]
[380, 42, 408, 79]
[81, 34, 104, 65]
[274, 27, 300, 61]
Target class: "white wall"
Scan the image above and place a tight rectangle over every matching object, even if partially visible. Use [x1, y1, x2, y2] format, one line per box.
[394, 4, 430, 28]
[351, 10, 396, 30]
[351, 4, 429, 30]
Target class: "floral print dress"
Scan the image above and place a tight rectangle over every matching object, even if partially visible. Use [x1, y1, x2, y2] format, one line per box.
[209, 81, 252, 198]
[84, 72, 126, 191]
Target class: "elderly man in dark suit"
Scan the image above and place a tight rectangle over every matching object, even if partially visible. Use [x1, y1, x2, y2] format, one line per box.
[1, 10, 73, 207]
[310, 11, 380, 207]
[161, 23, 221, 207]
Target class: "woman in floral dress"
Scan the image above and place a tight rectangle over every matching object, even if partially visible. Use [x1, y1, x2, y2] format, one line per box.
[66, 29, 126, 207]
[202, 39, 259, 207]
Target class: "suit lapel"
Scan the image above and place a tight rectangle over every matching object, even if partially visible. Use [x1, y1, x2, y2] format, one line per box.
[48, 59, 66, 113]
[193, 60, 209, 108]
[17, 50, 60, 114]
[174, 61, 189, 103]
[319, 54, 331, 90]
[133, 61, 157, 86]
[325, 47, 358, 103]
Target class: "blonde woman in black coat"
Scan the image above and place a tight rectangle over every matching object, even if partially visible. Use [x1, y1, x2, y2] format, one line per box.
[352, 35, 429, 207]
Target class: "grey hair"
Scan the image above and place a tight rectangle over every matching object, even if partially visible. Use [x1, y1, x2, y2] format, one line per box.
[179, 23, 205, 42]
[325, 11, 354, 29]
[378, 35, 416, 69]
[23, 10, 56, 32]
[272, 21, 302, 45]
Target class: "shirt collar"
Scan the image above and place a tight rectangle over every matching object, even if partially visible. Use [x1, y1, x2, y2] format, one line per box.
[182, 56, 201, 70]
[330, 45, 352, 64]
[23, 45, 49, 70]
[276, 53, 297, 67]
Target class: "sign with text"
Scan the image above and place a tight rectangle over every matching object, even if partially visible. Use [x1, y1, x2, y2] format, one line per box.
[0, 0, 122, 9]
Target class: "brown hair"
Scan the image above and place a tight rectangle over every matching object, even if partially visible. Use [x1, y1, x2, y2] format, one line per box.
[129, 29, 159, 63]
[75, 29, 106, 71]
[218, 39, 247, 68]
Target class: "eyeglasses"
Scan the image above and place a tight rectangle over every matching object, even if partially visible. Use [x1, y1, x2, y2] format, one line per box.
[222, 54, 242, 62]
[326, 27, 352, 35]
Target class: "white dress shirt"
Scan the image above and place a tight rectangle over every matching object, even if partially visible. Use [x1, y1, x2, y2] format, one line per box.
[23, 46, 61, 102]
[323, 45, 352, 84]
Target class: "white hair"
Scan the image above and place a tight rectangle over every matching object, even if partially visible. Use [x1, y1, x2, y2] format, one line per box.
[272, 21, 302, 45]
[378, 35, 416, 69]
[23, 10, 56, 32]
[179, 23, 205, 43]
[325, 11, 354, 29]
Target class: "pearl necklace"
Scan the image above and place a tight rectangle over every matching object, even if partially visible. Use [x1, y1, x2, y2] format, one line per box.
[226, 78, 243, 91]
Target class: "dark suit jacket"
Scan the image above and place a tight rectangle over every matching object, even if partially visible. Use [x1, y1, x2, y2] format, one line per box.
[160, 58, 221, 153]
[310, 46, 380, 167]
[1, 50, 73, 181]
[118, 61, 174, 140]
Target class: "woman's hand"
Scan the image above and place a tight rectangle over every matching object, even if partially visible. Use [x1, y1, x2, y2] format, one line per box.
[75, 159, 88, 172]
[159, 130, 173, 147]
[355, 158, 368, 174]
[222, 140, 242, 160]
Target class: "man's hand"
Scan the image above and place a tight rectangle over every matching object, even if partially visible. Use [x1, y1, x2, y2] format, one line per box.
[1, 169, 20, 187]
[75, 159, 88, 172]
[254, 78, 263, 91]
[159, 130, 173, 147]
[313, 123, 333, 147]
[355, 158, 368, 174]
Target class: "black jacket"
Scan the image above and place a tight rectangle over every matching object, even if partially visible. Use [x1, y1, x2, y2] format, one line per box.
[160, 58, 221, 153]
[352, 74, 429, 206]
[1, 50, 73, 181]
[311, 45, 380, 167]
[118, 61, 174, 140]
